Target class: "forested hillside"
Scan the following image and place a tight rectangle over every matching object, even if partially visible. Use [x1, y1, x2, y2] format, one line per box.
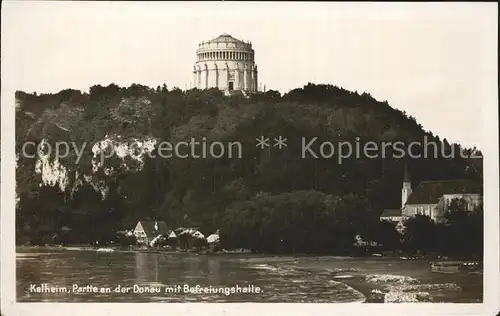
[15, 83, 483, 252]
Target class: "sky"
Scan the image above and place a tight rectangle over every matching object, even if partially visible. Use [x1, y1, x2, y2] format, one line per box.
[2, 1, 498, 148]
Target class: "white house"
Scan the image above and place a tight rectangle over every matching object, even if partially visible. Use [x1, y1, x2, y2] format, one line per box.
[133, 221, 169, 246]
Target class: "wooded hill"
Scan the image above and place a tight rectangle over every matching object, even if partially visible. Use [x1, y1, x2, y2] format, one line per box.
[15, 83, 483, 252]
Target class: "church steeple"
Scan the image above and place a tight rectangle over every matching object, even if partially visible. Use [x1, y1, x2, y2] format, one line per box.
[402, 164, 412, 208]
[404, 164, 410, 182]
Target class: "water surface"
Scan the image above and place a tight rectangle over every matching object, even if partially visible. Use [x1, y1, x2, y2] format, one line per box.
[17, 249, 482, 303]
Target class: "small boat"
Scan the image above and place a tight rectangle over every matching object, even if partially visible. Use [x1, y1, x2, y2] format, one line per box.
[431, 262, 460, 274]
[461, 261, 482, 272]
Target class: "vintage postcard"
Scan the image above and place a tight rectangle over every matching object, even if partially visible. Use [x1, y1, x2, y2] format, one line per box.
[1, 1, 498, 316]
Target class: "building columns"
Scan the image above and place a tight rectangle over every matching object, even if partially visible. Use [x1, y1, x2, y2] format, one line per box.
[235, 63, 240, 90]
[196, 65, 201, 89]
[225, 63, 230, 90]
[253, 65, 258, 92]
[194, 47, 256, 92]
[214, 63, 219, 88]
[193, 66, 197, 89]
[204, 63, 208, 89]
[250, 66, 254, 91]
[243, 64, 248, 90]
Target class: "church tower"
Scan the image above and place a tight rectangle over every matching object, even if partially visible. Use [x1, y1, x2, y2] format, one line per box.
[401, 165, 412, 208]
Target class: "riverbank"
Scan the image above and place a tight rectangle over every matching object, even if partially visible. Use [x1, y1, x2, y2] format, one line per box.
[15, 245, 254, 256]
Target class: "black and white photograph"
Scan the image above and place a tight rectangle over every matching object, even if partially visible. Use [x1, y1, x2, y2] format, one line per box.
[1, 1, 499, 316]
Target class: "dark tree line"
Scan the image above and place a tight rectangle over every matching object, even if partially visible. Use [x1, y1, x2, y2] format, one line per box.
[400, 199, 483, 258]
[15, 83, 483, 254]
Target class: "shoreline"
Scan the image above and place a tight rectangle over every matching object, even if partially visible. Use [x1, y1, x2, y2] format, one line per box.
[15, 245, 482, 262]
[16, 245, 253, 255]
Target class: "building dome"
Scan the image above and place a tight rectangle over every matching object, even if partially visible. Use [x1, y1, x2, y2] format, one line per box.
[192, 33, 258, 93]
[207, 33, 244, 44]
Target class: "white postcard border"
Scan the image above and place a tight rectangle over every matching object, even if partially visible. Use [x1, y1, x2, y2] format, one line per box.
[1, 2, 498, 316]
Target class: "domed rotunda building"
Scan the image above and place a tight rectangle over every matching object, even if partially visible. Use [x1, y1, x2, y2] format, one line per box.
[193, 33, 258, 93]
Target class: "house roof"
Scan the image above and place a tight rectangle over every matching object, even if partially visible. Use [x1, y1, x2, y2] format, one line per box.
[175, 227, 199, 234]
[405, 180, 481, 205]
[381, 209, 401, 217]
[192, 231, 205, 239]
[174, 227, 207, 239]
[135, 221, 168, 236]
[207, 234, 220, 243]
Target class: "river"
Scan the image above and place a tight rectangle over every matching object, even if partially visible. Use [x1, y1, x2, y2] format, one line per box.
[16, 248, 482, 303]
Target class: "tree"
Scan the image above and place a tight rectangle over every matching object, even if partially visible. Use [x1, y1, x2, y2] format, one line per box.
[402, 215, 437, 254]
[444, 198, 483, 257]
[375, 220, 401, 251]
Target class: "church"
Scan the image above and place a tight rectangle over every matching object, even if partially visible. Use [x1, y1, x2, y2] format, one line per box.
[192, 33, 259, 96]
[380, 167, 482, 230]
